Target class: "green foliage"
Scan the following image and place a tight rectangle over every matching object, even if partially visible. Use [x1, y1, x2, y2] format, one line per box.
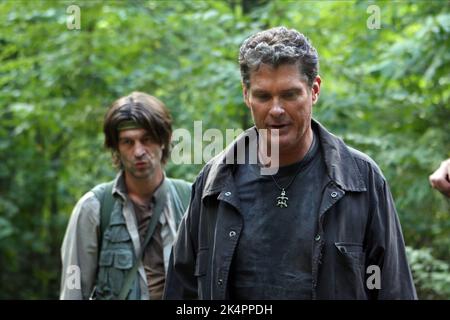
[0, 0, 448, 299]
[406, 247, 450, 299]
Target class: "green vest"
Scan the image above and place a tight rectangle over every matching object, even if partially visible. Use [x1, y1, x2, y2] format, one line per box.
[91, 177, 191, 300]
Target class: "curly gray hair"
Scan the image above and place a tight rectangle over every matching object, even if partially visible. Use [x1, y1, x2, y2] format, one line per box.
[239, 26, 319, 88]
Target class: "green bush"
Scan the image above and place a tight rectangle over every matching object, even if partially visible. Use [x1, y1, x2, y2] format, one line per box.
[406, 246, 450, 299]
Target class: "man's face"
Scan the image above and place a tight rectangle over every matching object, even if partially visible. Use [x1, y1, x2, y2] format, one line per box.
[243, 63, 321, 156]
[117, 128, 164, 181]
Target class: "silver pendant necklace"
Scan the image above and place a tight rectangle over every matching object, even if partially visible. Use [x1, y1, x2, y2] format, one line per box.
[267, 132, 316, 208]
[271, 164, 304, 208]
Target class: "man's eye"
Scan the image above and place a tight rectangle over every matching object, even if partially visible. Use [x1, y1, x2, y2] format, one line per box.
[254, 94, 270, 101]
[143, 137, 153, 144]
[282, 92, 298, 100]
[122, 139, 132, 145]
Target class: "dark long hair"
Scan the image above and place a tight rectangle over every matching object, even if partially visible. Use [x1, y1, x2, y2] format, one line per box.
[103, 91, 172, 166]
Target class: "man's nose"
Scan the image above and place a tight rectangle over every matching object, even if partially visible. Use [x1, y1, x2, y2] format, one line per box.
[134, 142, 146, 158]
[269, 98, 285, 117]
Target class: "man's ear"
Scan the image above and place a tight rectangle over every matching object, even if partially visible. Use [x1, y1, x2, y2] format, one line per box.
[242, 82, 251, 109]
[311, 75, 321, 105]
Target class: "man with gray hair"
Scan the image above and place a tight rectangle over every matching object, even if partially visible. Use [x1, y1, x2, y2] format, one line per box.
[164, 27, 417, 299]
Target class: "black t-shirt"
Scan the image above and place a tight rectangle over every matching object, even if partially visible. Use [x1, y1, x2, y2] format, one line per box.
[230, 129, 327, 299]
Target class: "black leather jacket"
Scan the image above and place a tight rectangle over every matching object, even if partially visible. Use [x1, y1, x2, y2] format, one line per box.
[165, 120, 417, 300]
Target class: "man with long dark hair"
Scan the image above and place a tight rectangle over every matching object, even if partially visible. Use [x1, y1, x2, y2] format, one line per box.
[60, 92, 191, 300]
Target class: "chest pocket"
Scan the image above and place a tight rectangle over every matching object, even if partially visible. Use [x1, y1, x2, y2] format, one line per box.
[105, 223, 131, 241]
[334, 242, 366, 299]
[99, 249, 133, 269]
[335, 242, 365, 266]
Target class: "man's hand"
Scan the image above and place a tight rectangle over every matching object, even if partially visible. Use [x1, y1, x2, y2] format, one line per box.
[429, 159, 450, 198]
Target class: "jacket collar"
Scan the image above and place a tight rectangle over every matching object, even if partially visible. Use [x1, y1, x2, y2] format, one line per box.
[312, 119, 366, 192]
[112, 170, 128, 201]
[203, 119, 366, 198]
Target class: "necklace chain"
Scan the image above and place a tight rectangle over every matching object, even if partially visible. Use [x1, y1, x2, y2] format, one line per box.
[265, 132, 316, 208]
[271, 162, 305, 208]
[270, 162, 304, 191]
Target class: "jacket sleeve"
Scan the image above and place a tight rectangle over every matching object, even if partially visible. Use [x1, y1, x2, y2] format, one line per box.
[366, 176, 418, 299]
[164, 179, 201, 299]
[60, 192, 100, 300]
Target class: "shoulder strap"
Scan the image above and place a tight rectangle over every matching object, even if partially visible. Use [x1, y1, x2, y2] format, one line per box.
[169, 178, 191, 209]
[167, 178, 191, 225]
[118, 179, 170, 300]
[90, 181, 115, 250]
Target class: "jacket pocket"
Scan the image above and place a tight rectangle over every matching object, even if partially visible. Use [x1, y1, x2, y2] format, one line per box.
[97, 249, 134, 297]
[105, 225, 132, 242]
[334, 242, 367, 299]
[99, 250, 114, 267]
[194, 249, 209, 277]
[109, 250, 134, 296]
[334, 242, 365, 263]
[114, 250, 133, 270]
